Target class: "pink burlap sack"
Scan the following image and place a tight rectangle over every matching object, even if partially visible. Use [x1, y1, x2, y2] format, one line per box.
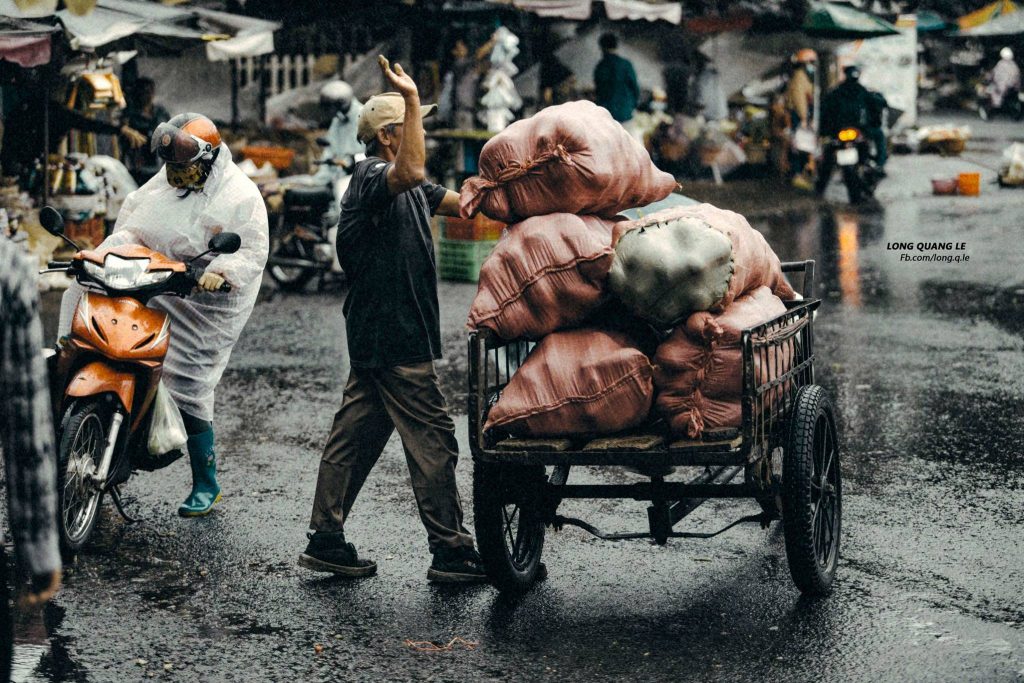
[654, 287, 789, 438]
[460, 101, 677, 223]
[485, 328, 654, 437]
[613, 203, 797, 312]
[467, 214, 619, 340]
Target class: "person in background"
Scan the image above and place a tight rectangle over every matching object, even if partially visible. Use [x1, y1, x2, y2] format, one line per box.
[123, 78, 172, 184]
[769, 92, 792, 177]
[311, 80, 365, 208]
[816, 65, 887, 194]
[594, 33, 640, 125]
[784, 49, 817, 184]
[123, 77, 171, 184]
[438, 38, 484, 130]
[989, 46, 1021, 111]
[0, 239, 62, 681]
[298, 56, 488, 584]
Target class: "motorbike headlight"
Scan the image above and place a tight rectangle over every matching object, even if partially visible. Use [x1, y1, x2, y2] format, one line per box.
[88, 255, 173, 289]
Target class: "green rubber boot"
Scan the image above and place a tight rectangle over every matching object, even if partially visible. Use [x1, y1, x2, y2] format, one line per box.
[178, 429, 222, 517]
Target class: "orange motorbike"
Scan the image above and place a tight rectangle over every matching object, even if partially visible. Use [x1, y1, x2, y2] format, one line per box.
[39, 207, 241, 557]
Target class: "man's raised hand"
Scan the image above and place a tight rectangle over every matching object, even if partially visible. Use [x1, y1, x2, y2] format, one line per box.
[378, 55, 418, 99]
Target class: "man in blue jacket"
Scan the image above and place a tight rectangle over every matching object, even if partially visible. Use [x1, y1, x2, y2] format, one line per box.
[594, 33, 640, 124]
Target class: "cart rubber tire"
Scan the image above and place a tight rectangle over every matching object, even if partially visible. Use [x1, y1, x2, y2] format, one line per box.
[782, 385, 841, 596]
[473, 461, 545, 593]
[56, 399, 108, 560]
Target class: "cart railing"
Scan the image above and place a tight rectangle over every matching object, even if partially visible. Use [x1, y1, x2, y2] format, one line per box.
[469, 260, 818, 459]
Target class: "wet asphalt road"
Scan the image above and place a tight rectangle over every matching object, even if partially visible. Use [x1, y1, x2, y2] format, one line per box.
[12, 115, 1024, 682]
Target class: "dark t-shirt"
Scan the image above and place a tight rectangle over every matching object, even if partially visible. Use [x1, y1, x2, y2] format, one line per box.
[336, 157, 448, 369]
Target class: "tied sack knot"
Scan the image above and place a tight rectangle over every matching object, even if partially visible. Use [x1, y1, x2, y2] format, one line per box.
[490, 144, 573, 186]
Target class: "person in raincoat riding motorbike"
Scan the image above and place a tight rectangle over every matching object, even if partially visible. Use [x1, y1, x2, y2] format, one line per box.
[58, 112, 270, 517]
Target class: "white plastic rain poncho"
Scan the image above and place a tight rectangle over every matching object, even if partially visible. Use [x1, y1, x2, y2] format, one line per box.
[311, 101, 365, 201]
[58, 145, 269, 421]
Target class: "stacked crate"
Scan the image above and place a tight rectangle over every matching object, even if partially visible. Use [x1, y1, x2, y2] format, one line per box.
[439, 214, 505, 282]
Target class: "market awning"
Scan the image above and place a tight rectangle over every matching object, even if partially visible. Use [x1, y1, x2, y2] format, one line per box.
[915, 10, 952, 33]
[957, 8, 1024, 36]
[801, 2, 900, 39]
[0, 16, 59, 67]
[957, 0, 1017, 30]
[487, 0, 683, 24]
[2, 0, 278, 59]
[192, 8, 280, 61]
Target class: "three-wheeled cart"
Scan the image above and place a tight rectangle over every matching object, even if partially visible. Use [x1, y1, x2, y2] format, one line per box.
[468, 261, 841, 596]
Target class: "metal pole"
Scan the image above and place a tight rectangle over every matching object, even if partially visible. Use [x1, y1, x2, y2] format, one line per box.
[43, 68, 50, 208]
[230, 59, 240, 131]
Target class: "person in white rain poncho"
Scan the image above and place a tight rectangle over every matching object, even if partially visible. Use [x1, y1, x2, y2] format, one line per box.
[58, 113, 269, 517]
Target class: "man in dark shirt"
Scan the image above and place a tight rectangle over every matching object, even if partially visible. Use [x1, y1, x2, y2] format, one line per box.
[299, 56, 486, 583]
[593, 33, 640, 124]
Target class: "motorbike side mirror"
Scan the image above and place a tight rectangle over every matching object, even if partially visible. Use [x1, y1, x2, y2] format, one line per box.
[208, 232, 241, 255]
[40, 206, 82, 251]
[40, 206, 65, 236]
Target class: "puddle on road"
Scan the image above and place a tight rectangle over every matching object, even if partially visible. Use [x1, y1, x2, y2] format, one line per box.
[11, 603, 86, 683]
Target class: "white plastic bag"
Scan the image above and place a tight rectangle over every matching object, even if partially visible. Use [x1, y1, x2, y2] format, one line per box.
[793, 126, 817, 154]
[148, 381, 188, 456]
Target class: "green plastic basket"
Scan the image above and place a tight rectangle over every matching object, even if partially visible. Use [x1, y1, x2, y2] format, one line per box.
[438, 238, 498, 282]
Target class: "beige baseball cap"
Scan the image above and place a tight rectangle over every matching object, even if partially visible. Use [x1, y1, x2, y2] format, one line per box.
[357, 92, 438, 144]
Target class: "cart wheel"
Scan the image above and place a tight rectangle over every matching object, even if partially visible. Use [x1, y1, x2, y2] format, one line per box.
[473, 461, 545, 593]
[782, 385, 841, 596]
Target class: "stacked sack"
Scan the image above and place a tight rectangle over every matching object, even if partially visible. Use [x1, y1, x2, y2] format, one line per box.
[611, 204, 797, 438]
[461, 101, 677, 438]
[463, 102, 797, 441]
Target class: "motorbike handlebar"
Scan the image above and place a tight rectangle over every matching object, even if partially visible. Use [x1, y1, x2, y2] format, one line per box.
[47, 260, 72, 269]
[185, 265, 232, 293]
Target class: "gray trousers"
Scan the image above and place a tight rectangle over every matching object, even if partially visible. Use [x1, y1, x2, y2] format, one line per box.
[309, 362, 473, 551]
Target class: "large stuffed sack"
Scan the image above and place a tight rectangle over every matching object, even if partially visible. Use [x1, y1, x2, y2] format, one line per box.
[460, 101, 677, 223]
[608, 215, 734, 327]
[468, 214, 618, 340]
[654, 287, 789, 438]
[485, 328, 654, 437]
[610, 203, 797, 326]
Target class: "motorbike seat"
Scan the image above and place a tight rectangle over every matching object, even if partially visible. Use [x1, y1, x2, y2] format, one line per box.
[284, 185, 334, 208]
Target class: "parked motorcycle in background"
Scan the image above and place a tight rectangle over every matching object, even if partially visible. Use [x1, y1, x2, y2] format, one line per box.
[38, 207, 241, 558]
[265, 142, 361, 292]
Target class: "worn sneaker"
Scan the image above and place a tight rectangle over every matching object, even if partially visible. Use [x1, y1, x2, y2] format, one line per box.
[427, 546, 488, 584]
[298, 531, 377, 577]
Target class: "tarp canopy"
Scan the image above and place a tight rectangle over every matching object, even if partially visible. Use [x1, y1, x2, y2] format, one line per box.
[487, 0, 683, 24]
[192, 7, 279, 62]
[801, 1, 900, 39]
[0, 16, 59, 67]
[916, 10, 953, 33]
[957, 0, 1017, 30]
[956, 5, 1024, 35]
[0, 0, 278, 58]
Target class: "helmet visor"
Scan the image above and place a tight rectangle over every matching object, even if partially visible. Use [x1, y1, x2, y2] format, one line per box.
[151, 122, 213, 165]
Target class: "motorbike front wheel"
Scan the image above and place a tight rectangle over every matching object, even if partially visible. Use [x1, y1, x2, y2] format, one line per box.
[57, 399, 108, 558]
[268, 233, 318, 292]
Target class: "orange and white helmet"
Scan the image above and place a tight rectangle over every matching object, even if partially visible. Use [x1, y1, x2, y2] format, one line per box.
[151, 113, 221, 191]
